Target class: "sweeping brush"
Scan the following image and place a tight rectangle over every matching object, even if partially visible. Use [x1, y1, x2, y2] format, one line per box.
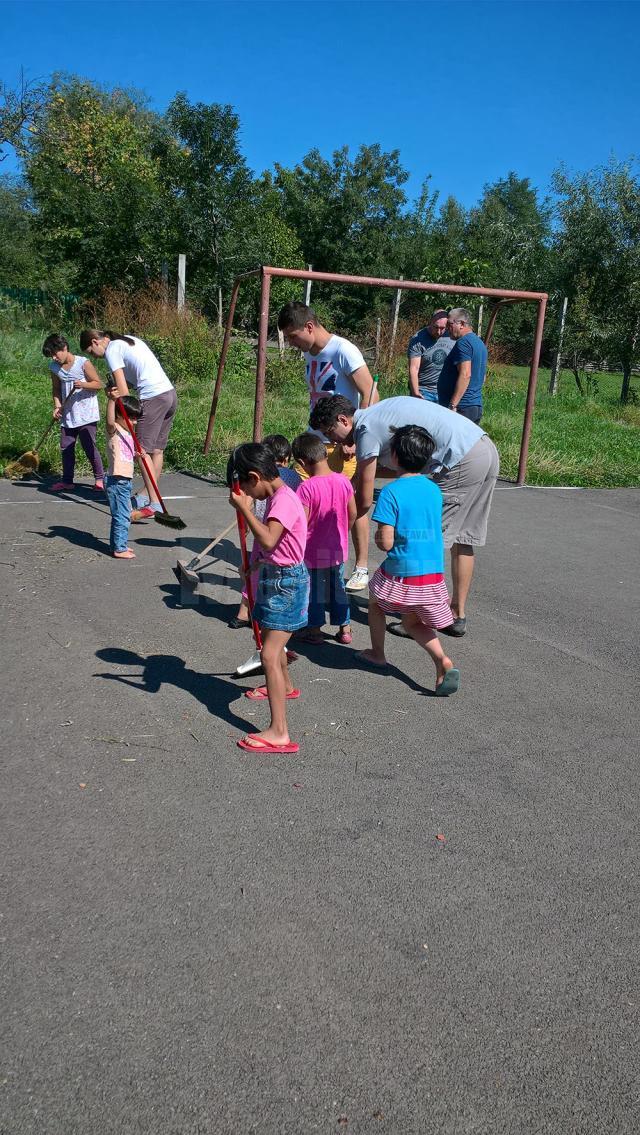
[4, 390, 75, 480]
[172, 519, 237, 590]
[116, 398, 186, 531]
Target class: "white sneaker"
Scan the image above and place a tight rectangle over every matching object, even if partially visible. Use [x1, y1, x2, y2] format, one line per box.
[345, 566, 370, 591]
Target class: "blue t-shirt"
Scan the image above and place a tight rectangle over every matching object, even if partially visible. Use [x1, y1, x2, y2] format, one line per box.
[438, 331, 488, 409]
[371, 476, 444, 577]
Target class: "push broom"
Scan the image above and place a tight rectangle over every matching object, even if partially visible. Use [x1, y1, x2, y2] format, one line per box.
[115, 398, 186, 531]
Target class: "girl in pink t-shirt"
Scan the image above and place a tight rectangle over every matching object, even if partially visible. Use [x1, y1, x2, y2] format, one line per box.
[228, 443, 310, 755]
[292, 433, 357, 644]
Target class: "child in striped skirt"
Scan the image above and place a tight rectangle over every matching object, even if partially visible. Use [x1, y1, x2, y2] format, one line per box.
[356, 424, 460, 695]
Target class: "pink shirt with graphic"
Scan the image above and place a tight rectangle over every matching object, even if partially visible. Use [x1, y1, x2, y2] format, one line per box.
[260, 484, 307, 566]
[297, 473, 354, 568]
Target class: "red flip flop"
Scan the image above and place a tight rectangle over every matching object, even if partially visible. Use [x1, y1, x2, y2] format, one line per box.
[237, 734, 300, 754]
[245, 686, 301, 701]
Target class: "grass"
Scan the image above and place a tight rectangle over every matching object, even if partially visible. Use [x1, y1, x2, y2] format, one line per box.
[1, 324, 638, 488]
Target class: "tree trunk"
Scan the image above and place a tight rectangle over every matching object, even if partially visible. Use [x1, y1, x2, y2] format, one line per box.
[620, 362, 632, 403]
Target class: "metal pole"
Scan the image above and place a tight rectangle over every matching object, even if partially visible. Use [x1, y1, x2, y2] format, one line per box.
[177, 254, 186, 311]
[203, 279, 240, 454]
[304, 264, 312, 306]
[254, 270, 271, 442]
[477, 302, 484, 339]
[517, 295, 547, 486]
[389, 275, 403, 362]
[548, 296, 568, 395]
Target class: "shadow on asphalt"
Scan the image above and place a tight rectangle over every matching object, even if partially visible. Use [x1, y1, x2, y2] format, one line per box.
[35, 524, 111, 555]
[12, 478, 109, 514]
[94, 647, 251, 728]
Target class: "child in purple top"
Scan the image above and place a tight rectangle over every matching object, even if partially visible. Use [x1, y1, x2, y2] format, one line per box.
[228, 443, 309, 755]
[292, 434, 356, 645]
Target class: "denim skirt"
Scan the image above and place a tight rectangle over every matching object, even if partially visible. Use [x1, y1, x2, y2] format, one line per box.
[253, 562, 310, 632]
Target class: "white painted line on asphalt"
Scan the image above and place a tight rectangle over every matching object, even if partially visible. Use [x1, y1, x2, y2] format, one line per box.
[161, 496, 194, 500]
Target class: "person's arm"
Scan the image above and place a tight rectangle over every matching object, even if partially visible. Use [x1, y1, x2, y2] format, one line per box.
[107, 367, 129, 400]
[354, 455, 378, 516]
[51, 373, 63, 420]
[229, 488, 285, 552]
[79, 359, 104, 391]
[105, 396, 117, 436]
[449, 360, 471, 410]
[347, 493, 357, 531]
[408, 356, 423, 398]
[350, 364, 379, 405]
[374, 523, 395, 552]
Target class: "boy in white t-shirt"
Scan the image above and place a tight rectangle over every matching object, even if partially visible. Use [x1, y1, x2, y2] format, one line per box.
[277, 301, 378, 592]
[42, 334, 105, 492]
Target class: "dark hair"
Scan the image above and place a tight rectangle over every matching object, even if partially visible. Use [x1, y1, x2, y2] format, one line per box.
[390, 425, 435, 473]
[79, 328, 136, 350]
[291, 433, 327, 464]
[309, 394, 356, 433]
[118, 395, 143, 419]
[263, 433, 292, 464]
[226, 442, 279, 488]
[42, 333, 69, 357]
[277, 301, 318, 332]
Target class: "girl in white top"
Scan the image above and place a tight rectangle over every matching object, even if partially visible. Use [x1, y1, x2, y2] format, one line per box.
[42, 333, 105, 492]
[79, 329, 178, 519]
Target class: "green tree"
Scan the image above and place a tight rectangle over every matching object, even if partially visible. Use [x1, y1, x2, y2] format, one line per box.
[553, 159, 640, 402]
[163, 93, 254, 314]
[23, 76, 170, 295]
[273, 144, 409, 325]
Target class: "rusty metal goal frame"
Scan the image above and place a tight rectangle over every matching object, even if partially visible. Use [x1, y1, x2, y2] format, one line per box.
[203, 266, 548, 485]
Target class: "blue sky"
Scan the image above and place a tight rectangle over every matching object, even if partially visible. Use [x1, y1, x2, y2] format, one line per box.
[2, 0, 638, 209]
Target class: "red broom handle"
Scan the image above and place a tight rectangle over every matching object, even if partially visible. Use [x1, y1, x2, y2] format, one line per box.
[116, 398, 169, 517]
[233, 476, 263, 651]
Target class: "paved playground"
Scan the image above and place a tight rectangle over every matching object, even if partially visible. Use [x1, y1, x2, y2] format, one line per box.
[1, 474, 638, 1134]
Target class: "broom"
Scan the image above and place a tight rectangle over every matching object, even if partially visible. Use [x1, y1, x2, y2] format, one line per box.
[172, 518, 238, 589]
[115, 398, 186, 531]
[4, 390, 75, 480]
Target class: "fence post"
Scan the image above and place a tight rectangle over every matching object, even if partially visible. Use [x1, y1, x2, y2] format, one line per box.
[375, 317, 382, 369]
[177, 254, 186, 311]
[304, 264, 313, 306]
[388, 276, 403, 364]
[477, 302, 484, 339]
[218, 286, 223, 330]
[548, 295, 568, 395]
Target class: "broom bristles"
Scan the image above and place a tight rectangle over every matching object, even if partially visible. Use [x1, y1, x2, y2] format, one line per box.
[4, 451, 40, 479]
[154, 512, 187, 531]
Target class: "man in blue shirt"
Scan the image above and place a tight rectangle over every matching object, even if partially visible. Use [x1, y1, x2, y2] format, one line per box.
[437, 307, 488, 424]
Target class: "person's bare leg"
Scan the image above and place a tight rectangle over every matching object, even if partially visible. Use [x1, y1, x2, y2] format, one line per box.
[450, 543, 474, 619]
[400, 611, 455, 688]
[359, 597, 387, 666]
[146, 450, 164, 505]
[247, 630, 292, 745]
[351, 513, 369, 571]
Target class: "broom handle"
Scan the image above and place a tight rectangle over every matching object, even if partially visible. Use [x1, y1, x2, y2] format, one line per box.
[233, 477, 263, 652]
[115, 398, 169, 517]
[33, 388, 77, 454]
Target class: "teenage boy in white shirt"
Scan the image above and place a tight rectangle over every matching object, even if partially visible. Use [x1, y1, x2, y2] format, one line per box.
[277, 301, 378, 592]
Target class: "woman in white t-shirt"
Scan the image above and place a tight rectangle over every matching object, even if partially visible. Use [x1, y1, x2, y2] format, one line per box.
[80, 329, 178, 520]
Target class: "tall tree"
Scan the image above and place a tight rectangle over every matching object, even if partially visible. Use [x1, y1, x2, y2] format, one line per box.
[23, 76, 170, 295]
[273, 144, 409, 325]
[553, 159, 640, 402]
[163, 93, 254, 313]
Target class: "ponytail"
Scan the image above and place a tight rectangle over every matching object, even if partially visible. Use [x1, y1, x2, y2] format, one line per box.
[79, 328, 136, 351]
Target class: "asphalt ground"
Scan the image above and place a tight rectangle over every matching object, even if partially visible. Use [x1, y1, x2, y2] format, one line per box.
[1, 472, 639, 1134]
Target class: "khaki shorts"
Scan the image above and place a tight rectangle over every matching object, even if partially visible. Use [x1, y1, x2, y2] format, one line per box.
[137, 389, 177, 453]
[433, 434, 499, 548]
[295, 442, 357, 482]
